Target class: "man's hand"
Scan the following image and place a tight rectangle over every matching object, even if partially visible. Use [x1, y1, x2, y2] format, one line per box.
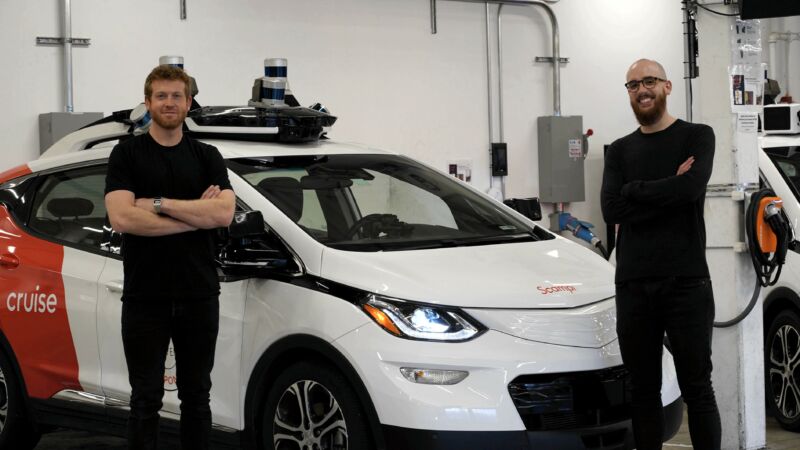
[152, 186, 235, 230]
[676, 156, 694, 176]
[201, 185, 221, 199]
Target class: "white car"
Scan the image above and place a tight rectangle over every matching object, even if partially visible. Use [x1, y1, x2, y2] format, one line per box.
[758, 135, 800, 432]
[0, 102, 682, 449]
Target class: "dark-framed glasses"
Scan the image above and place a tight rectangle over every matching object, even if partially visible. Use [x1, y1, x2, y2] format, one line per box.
[624, 76, 666, 92]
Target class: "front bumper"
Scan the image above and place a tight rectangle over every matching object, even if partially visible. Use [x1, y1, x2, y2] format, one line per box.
[334, 325, 681, 433]
[381, 397, 683, 450]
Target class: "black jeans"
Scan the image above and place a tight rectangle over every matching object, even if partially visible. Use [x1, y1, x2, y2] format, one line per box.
[616, 277, 721, 450]
[121, 297, 220, 450]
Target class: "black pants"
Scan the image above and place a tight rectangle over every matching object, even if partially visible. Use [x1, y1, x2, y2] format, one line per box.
[616, 277, 721, 450]
[121, 297, 220, 450]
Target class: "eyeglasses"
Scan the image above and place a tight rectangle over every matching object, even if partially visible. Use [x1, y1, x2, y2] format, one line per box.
[624, 76, 666, 92]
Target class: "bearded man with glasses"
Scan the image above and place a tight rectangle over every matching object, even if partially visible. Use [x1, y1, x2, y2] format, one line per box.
[600, 59, 721, 450]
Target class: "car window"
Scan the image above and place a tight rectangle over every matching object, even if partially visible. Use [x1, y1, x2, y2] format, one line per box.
[228, 154, 543, 251]
[28, 165, 108, 251]
[765, 147, 800, 202]
[350, 172, 457, 228]
[237, 168, 327, 235]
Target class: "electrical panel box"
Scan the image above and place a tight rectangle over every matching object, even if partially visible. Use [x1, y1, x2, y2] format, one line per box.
[39, 112, 104, 154]
[537, 115, 585, 203]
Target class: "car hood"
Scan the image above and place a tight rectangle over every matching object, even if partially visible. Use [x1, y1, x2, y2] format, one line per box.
[319, 237, 615, 309]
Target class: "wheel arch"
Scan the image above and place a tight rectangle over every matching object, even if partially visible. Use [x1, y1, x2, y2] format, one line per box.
[764, 287, 800, 335]
[0, 328, 38, 426]
[243, 334, 386, 450]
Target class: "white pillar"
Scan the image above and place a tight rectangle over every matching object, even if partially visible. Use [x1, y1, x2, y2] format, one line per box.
[693, 12, 765, 450]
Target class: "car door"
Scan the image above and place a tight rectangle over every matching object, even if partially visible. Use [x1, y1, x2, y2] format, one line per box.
[0, 164, 108, 399]
[96, 195, 250, 429]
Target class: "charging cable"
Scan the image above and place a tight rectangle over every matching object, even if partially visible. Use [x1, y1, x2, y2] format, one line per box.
[714, 188, 792, 327]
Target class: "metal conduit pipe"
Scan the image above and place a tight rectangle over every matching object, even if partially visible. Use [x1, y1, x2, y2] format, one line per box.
[485, 4, 495, 188]
[443, 0, 561, 116]
[498, 4, 505, 140]
[682, 0, 693, 122]
[63, 0, 74, 113]
[769, 32, 800, 41]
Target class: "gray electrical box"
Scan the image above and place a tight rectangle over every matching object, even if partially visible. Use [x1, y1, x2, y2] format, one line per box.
[537, 115, 585, 203]
[39, 112, 104, 154]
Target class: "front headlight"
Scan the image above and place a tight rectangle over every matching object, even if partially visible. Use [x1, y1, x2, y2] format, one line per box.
[361, 294, 485, 342]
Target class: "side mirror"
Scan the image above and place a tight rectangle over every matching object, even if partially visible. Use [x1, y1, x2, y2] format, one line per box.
[229, 210, 266, 238]
[219, 210, 300, 278]
[504, 197, 542, 221]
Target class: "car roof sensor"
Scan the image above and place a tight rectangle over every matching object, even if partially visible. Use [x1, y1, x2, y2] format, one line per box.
[186, 57, 337, 143]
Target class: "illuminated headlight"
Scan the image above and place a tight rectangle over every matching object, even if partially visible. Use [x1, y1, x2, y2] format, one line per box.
[400, 367, 469, 385]
[361, 295, 485, 342]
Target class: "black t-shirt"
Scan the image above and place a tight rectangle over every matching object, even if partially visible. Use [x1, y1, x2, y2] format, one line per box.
[600, 119, 715, 283]
[105, 133, 232, 302]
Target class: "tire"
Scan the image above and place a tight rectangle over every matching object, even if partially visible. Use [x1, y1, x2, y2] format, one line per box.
[261, 361, 371, 450]
[0, 352, 40, 450]
[766, 309, 800, 431]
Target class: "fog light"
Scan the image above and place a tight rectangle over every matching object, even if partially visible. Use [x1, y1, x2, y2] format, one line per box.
[400, 368, 469, 385]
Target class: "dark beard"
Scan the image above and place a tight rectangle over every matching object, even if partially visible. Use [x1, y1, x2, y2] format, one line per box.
[151, 110, 185, 130]
[630, 92, 666, 126]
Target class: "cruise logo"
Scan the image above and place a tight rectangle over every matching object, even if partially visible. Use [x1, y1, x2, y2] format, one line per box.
[537, 285, 577, 295]
[6, 286, 58, 314]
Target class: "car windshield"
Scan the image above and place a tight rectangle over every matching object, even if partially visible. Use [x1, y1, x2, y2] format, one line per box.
[765, 146, 800, 201]
[228, 154, 549, 251]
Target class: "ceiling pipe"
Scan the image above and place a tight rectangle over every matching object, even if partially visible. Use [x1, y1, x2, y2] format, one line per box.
[442, 0, 561, 116]
[63, 0, 74, 113]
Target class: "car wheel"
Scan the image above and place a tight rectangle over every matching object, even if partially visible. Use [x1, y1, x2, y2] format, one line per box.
[262, 361, 371, 450]
[0, 352, 40, 450]
[766, 309, 800, 431]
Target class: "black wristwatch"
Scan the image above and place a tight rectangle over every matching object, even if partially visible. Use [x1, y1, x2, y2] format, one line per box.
[153, 197, 163, 214]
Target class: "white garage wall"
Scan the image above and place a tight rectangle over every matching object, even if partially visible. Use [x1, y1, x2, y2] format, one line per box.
[767, 16, 800, 100]
[0, 0, 687, 244]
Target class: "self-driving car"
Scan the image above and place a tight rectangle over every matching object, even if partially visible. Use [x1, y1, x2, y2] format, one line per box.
[759, 134, 800, 432]
[0, 90, 683, 449]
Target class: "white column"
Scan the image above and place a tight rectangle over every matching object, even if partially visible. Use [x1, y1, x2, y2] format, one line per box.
[693, 12, 765, 450]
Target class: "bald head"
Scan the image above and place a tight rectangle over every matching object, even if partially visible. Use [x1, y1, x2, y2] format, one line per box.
[627, 59, 667, 81]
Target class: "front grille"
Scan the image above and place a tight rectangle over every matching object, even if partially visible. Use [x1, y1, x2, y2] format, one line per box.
[508, 365, 632, 431]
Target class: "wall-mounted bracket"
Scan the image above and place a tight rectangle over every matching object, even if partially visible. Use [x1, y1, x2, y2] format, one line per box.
[535, 56, 569, 64]
[36, 37, 90, 47]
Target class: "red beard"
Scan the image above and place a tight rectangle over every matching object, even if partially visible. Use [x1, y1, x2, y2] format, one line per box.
[151, 109, 186, 130]
[630, 90, 667, 127]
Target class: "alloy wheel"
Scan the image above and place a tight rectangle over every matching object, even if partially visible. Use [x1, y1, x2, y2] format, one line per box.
[769, 322, 800, 421]
[273, 379, 348, 450]
[0, 367, 7, 434]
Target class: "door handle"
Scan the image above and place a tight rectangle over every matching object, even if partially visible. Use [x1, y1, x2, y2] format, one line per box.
[0, 253, 19, 269]
[105, 281, 124, 294]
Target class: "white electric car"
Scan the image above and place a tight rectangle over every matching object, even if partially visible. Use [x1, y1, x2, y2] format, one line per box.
[758, 135, 800, 432]
[0, 99, 682, 449]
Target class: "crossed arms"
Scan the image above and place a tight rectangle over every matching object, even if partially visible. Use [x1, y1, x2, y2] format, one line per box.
[600, 127, 714, 225]
[105, 185, 235, 237]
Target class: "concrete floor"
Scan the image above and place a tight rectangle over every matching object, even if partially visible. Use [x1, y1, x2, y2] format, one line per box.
[665, 414, 800, 450]
[33, 415, 800, 449]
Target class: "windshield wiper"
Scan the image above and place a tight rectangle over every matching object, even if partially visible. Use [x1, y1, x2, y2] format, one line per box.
[400, 232, 538, 250]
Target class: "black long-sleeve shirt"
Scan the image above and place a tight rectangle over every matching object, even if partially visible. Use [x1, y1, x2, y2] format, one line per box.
[601, 119, 715, 283]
